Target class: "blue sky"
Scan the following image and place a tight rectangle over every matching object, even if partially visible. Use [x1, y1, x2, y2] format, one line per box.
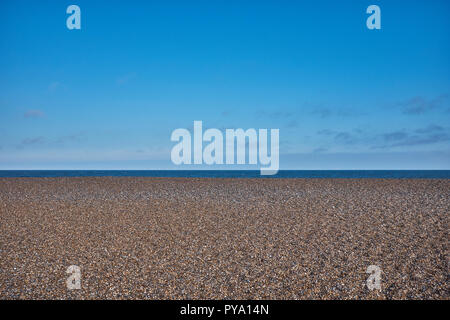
[0, 0, 449, 169]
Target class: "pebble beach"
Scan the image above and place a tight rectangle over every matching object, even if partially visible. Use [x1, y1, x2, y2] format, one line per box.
[0, 177, 448, 299]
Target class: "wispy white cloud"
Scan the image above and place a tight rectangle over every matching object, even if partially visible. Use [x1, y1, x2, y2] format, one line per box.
[397, 94, 449, 115]
[48, 81, 62, 92]
[21, 136, 45, 145]
[24, 109, 45, 119]
[116, 73, 137, 86]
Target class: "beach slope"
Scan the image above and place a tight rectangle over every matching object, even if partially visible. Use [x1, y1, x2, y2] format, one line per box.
[0, 177, 448, 299]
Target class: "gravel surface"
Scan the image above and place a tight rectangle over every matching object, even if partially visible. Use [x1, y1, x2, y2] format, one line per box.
[0, 177, 448, 299]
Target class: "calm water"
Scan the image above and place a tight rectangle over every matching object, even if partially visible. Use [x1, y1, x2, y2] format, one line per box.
[0, 170, 449, 179]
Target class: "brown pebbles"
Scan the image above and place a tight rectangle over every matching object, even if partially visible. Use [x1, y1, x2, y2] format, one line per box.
[0, 177, 448, 299]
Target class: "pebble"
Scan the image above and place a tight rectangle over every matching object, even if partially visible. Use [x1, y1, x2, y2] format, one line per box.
[0, 177, 448, 299]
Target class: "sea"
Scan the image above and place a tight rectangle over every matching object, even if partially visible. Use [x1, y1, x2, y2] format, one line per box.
[0, 170, 449, 179]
